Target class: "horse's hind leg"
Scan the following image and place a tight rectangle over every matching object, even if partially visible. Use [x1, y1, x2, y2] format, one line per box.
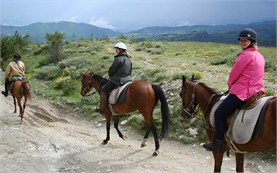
[141, 130, 150, 148]
[17, 98, 24, 123]
[13, 96, 17, 113]
[150, 120, 159, 156]
[113, 116, 126, 140]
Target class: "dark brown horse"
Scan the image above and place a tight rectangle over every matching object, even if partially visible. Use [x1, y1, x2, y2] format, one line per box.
[180, 75, 276, 172]
[10, 80, 31, 123]
[80, 70, 171, 156]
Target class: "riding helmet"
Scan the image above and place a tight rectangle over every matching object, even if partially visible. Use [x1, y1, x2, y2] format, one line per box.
[237, 28, 257, 43]
[114, 42, 127, 50]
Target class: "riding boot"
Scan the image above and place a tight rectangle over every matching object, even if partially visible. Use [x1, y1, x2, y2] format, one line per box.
[203, 139, 224, 153]
[2, 80, 11, 97]
[99, 92, 108, 114]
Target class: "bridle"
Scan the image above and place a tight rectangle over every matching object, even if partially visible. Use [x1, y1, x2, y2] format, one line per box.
[182, 81, 217, 117]
[182, 81, 200, 117]
[82, 74, 104, 96]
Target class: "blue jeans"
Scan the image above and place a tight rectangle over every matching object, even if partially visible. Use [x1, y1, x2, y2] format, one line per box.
[214, 94, 245, 140]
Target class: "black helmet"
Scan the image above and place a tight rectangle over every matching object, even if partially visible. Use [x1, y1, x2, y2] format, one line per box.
[237, 28, 257, 43]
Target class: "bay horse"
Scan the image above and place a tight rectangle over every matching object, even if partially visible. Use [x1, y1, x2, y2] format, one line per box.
[180, 75, 276, 172]
[10, 80, 31, 123]
[80, 70, 171, 156]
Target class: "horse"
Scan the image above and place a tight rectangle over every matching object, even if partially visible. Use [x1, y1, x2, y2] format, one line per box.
[80, 70, 171, 156]
[180, 75, 276, 172]
[10, 80, 31, 123]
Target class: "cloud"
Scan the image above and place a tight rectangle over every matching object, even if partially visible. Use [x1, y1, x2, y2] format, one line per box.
[89, 17, 116, 30]
[69, 16, 77, 23]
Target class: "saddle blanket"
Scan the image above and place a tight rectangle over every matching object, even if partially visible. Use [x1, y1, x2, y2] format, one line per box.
[210, 96, 273, 144]
[109, 82, 132, 104]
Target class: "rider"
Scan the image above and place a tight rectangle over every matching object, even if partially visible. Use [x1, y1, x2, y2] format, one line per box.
[2, 53, 26, 97]
[203, 28, 266, 152]
[99, 42, 133, 113]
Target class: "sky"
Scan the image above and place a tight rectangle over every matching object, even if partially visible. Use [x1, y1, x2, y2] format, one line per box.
[0, 0, 276, 32]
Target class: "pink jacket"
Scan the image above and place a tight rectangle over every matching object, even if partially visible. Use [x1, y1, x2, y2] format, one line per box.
[228, 47, 265, 101]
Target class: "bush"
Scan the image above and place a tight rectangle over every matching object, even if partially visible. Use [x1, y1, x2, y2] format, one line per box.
[34, 65, 62, 80]
[60, 77, 78, 95]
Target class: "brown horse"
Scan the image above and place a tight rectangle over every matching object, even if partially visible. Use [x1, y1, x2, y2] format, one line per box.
[180, 75, 276, 172]
[80, 70, 171, 156]
[10, 80, 31, 123]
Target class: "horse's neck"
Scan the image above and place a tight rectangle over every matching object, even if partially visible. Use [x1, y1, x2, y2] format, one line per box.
[196, 91, 217, 114]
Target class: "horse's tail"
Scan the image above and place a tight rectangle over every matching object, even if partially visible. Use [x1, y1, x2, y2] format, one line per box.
[152, 84, 171, 141]
[22, 81, 31, 101]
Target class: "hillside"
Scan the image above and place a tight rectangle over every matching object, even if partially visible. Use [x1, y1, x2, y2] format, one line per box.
[0, 20, 276, 46]
[126, 20, 276, 47]
[0, 21, 120, 43]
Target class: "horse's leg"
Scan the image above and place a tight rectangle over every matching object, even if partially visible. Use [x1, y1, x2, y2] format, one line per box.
[141, 130, 150, 148]
[17, 98, 24, 123]
[150, 120, 160, 156]
[23, 96, 27, 114]
[113, 116, 126, 140]
[13, 95, 17, 113]
[213, 152, 224, 173]
[235, 153, 244, 172]
[102, 112, 112, 145]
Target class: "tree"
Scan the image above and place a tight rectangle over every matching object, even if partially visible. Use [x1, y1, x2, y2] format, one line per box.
[0, 31, 30, 69]
[45, 32, 65, 64]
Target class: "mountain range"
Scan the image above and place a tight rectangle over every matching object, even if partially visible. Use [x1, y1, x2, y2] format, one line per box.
[0, 20, 276, 46]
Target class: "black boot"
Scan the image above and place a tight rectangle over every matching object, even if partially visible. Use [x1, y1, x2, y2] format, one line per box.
[203, 139, 224, 153]
[2, 91, 8, 97]
[2, 80, 10, 97]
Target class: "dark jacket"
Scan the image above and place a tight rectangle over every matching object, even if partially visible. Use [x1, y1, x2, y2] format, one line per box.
[108, 52, 133, 86]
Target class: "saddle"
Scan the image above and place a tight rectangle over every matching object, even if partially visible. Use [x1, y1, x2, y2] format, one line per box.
[210, 94, 273, 145]
[108, 82, 132, 114]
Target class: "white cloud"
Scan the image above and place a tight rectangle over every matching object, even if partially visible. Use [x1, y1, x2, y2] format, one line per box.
[89, 17, 116, 30]
[69, 16, 77, 22]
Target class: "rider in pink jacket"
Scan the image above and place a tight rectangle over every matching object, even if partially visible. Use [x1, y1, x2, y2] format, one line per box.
[203, 28, 266, 153]
[228, 47, 265, 101]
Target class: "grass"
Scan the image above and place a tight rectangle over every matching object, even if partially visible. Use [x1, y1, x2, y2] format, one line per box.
[3, 39, 276, 161]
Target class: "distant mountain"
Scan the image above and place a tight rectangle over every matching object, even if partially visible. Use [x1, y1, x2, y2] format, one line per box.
[0, 21, 121, 43]
[0, 20, 276, 46]
[126, 20, 276, 47]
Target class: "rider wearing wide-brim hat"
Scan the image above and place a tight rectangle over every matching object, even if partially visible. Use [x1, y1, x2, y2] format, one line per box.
[98, 42, 133, 113]
[203, 28, 266, 152]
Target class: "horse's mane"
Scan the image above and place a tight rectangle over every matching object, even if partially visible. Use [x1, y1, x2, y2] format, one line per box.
[91, 74, 109, 87]
[193, 80, 219, 95]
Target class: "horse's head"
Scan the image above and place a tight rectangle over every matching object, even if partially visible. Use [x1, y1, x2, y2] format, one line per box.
[80, 70, 93, 96]
[80, 70, 108, 96]
[179, 75, 199, 119]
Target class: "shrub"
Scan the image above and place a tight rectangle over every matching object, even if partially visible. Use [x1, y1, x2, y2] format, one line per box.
[35, 65, 62, 80]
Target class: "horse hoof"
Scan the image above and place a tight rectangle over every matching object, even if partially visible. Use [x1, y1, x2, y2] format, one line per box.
[102, 140, 108, 145]
[141, 143, 147, 148]
[152, 150, 159, 156]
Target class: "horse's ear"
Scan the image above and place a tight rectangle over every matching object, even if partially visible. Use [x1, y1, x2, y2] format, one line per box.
[191, 74, 195, 81]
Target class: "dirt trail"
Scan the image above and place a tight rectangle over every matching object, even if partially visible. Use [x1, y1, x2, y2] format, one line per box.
[0, 86, 276, 173]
